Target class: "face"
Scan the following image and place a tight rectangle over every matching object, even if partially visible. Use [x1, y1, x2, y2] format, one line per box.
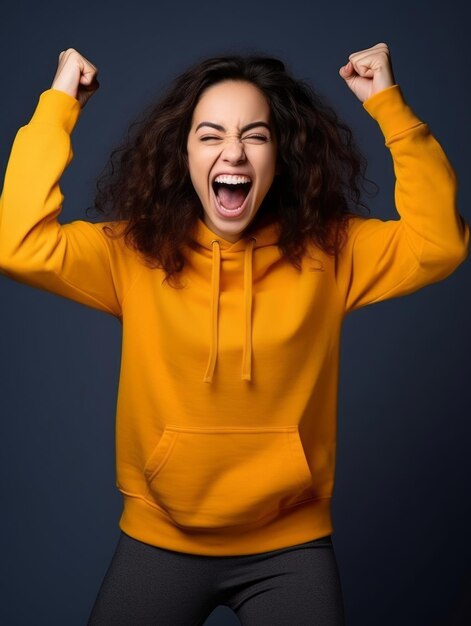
[186, 80, 278, 243]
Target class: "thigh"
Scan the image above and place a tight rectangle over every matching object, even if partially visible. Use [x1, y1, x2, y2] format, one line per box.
[87, 531, 217, 626]
[225, 536, 346, 626]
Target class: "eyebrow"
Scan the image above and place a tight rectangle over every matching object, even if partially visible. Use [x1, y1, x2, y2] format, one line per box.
[195, 121, 272, 133]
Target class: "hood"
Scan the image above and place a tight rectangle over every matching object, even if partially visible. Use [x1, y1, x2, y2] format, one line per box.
[189, 216, 282, 384]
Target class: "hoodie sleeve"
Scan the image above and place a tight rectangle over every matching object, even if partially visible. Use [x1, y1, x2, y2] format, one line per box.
[0, 88, 129, 319]
[335, 84, 470, 315]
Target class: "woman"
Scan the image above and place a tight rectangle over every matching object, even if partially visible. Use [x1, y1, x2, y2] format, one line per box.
[0, 44, 468, 625]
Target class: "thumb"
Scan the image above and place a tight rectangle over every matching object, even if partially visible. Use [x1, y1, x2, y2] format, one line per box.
[339, 61, 353, 77]
[81, 72, 94, 84]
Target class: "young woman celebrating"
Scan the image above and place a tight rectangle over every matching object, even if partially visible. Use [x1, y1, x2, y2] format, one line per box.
[0, 43, 468, 625]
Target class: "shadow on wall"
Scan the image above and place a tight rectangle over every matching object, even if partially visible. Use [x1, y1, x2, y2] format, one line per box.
[204, 605, 241, 625]
[434, 575, 471, 626]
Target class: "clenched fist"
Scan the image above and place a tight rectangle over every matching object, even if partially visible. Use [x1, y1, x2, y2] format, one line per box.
[339, 42, 396, 103]
[51, 48, 100, 109]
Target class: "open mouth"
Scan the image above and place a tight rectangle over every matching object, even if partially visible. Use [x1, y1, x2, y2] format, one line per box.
[211, 180, 253, 212]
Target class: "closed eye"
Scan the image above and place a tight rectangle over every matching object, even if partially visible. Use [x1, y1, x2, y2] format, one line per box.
[245, 134, 269, 141]
[200, 134, 269, 142]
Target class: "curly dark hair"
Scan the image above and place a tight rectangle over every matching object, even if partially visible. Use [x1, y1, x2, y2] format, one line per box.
[87, 52, 378, 287]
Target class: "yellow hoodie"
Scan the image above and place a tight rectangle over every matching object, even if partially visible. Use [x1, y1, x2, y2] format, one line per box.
[0, 85, 469, 556]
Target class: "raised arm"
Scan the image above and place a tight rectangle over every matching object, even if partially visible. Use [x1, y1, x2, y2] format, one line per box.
[0, 49, 133, 319]
[335, 43, 469, 314]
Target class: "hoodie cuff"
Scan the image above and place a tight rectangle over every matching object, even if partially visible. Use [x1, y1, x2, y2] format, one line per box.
[28, 88, 82, 134]
[362, 84, 425, 141]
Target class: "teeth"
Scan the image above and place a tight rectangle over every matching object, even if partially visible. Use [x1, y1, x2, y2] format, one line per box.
[214, 174, 252, 184]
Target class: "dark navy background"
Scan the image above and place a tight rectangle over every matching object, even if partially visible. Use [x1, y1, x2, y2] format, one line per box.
[1, 1, 469, 624]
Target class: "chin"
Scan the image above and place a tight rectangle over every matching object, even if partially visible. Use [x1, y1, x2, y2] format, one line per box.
[210, 211, 256, 234]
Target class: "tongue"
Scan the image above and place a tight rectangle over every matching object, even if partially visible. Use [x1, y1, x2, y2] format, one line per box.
[217, 185, 246, 209]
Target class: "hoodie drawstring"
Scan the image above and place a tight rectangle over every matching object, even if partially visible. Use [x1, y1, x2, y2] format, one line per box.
[203, 236, 256, 384]
[242, 237, 255, 381]
[203, 239, 221, 384]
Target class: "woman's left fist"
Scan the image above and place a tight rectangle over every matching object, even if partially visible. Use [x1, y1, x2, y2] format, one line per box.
[339, 42, 396, 103]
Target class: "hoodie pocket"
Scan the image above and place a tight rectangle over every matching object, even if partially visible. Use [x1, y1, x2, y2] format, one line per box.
[143, 425, 315, 531]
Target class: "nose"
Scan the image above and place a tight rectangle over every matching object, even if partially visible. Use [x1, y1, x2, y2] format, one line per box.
[221, 136, 247, 163]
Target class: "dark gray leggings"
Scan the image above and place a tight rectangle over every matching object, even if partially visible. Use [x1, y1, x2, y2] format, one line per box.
[87, 530, 346, 625]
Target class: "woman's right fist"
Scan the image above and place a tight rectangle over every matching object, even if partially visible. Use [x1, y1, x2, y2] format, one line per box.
[51, 48, 100, 109]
